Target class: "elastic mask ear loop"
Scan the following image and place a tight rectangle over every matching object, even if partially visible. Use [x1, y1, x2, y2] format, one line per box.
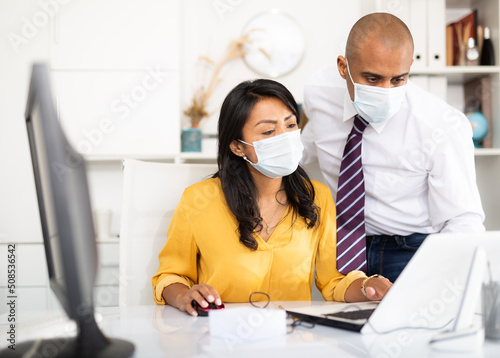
[242, 156, 255, 164]
[238, 140, 255, 164]
[238, 139, 253, 147]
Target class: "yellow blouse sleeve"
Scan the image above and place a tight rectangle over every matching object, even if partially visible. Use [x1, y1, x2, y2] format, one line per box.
[313, 182, 367, 301]
[152, 191, 199, 305]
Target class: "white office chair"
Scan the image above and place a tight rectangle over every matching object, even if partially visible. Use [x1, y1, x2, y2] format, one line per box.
[119, 159, 218, 306]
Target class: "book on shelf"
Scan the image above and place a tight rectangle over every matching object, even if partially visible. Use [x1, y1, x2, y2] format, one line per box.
[446, 9, 478, 66]
[446, 24, 454, 66]
[464, 76, 493, 148]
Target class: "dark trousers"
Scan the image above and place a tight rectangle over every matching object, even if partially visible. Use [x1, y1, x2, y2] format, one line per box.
[366, 233, 428, 283]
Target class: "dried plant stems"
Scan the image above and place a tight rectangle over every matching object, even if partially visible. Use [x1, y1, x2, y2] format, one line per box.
[184, 30, 268, 128]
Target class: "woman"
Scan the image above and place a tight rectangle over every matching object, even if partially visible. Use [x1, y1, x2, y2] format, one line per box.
[152, 79, 391, 316]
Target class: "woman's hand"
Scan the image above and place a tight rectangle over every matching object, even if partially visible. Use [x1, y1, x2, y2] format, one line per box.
[363, 276, 392, 301]
[164, 283, 222, 316]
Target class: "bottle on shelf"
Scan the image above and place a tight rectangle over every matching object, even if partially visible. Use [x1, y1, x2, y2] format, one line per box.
[480, 27, 495, 66]
[466, 37, 479, 66]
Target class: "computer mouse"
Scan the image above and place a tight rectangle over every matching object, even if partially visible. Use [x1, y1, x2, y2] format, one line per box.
[191, 299, 225, 317]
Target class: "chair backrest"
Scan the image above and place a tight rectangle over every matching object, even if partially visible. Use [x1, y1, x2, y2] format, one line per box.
[119, 159, 218, 306]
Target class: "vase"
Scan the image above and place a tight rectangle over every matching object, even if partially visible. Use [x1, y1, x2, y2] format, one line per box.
[181, 128, 202, 152]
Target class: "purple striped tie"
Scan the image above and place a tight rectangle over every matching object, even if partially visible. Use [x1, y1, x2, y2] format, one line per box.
[336, 115, 369, 274]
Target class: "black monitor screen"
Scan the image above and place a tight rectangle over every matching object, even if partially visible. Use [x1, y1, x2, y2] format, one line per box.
[0, 63, 134, 357]
[29, 103, 67, 306]
[25, 65, 96, 320]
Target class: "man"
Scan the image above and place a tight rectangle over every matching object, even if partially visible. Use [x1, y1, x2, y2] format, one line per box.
[301, 13, 485, 283]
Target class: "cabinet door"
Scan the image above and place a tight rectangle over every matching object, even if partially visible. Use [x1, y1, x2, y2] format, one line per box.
[50, 0, 180, 70]
[369, 0, 446, 70]
[0, 244, 47, 288]
[95, 243, 119, 307]
[0, 287, 49, 314]
[370, 0, 426, 67]
[409, 0, 428, 69]
[52, 70, 180, 157]
[427, 0, 446, 68]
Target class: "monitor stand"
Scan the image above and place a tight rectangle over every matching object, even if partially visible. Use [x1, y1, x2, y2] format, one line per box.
[0, 314, 134, 357]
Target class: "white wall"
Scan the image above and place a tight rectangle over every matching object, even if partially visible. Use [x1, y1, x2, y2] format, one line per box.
[0, 0, 363, 246]
[181, 0, 362, 153]
[0, 0, 365, 311]
[0, 1, 49, 244]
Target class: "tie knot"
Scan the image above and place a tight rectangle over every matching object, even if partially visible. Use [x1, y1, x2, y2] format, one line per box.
[351, 115, 369, 135]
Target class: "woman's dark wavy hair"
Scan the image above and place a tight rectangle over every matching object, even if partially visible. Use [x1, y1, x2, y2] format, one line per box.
[213, 79, 319, 250]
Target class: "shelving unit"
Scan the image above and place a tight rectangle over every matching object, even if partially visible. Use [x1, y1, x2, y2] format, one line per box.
[446, 0, 500, 228]
[475, 148, 500, 155]
[84, 152, 218, 163]
[412, 65, 500, 83]
[371, 0, 500, 229]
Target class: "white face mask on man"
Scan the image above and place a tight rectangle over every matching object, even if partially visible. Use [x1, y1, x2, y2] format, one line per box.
[346, 61, 407, 123]
[239, 129, 304, 179]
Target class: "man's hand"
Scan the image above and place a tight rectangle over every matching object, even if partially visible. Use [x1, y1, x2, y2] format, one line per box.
[345, 275, 393, 302]
[364, 276, 392, 301]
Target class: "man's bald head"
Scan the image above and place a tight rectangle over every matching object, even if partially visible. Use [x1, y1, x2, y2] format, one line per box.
[346, 13, 414, 63]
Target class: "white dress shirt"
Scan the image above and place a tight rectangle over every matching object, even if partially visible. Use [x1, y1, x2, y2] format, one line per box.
[301, 66, 485, 236]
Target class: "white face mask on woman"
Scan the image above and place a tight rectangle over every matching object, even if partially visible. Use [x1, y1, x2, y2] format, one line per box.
[239, 129, 304, 179]
[346, 61, 407, 123]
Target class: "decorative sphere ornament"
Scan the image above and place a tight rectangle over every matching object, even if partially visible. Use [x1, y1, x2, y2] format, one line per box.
[467, 110, 488, 148]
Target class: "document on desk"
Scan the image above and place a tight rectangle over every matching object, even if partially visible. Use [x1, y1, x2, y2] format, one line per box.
[208, 306, 286, 341]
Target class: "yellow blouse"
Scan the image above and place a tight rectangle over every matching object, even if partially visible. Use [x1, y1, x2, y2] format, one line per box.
[152, 178, 365, 304]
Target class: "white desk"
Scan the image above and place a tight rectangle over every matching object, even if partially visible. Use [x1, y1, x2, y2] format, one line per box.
[1, 302, 499, 357]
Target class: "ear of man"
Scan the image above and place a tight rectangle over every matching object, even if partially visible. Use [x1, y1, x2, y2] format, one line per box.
[337, 56, 348, 80]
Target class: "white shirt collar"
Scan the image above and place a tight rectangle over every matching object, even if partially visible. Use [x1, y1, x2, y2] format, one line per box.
[342, 90, 391, 134]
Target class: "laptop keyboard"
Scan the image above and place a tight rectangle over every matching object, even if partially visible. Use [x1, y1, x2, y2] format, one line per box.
[323, 308, 376, 320]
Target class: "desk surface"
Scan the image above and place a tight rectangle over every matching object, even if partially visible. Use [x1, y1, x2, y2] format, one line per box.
[2, 302, 499, 357]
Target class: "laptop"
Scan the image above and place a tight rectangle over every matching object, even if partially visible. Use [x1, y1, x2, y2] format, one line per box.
[286, 231, 500, 334]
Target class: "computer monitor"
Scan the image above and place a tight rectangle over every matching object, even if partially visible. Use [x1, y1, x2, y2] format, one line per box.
[0, 64, 134, 357]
